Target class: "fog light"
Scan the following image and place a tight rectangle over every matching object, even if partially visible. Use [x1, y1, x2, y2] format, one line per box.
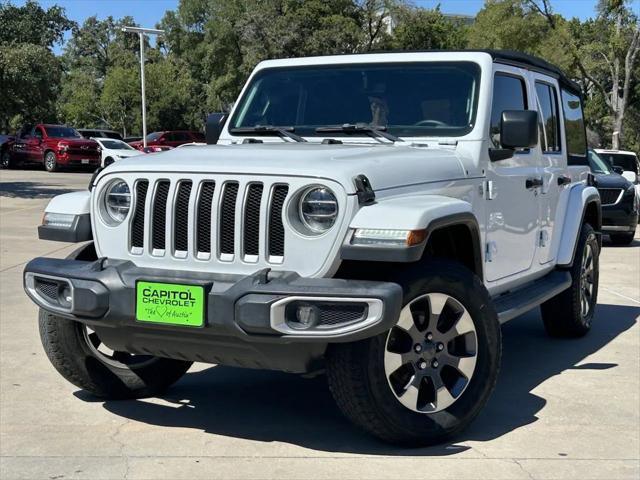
[290, 304, 320, 329]
[59, 284, 72, 308]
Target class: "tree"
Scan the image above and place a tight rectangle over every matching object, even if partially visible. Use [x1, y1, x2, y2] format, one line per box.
[526, 0, 640, 149]
[57, 70, 107, 128]
[100, 66, 140, 137]
[0, 0, 74, 48]
[0, 1, 73, 131]
[391, 5, 468, 50]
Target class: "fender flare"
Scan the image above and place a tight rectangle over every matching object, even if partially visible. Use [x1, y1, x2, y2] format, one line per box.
[38, 191, 93, 243]
[556, 184, 601, 267]
[341, 195, 483, 276]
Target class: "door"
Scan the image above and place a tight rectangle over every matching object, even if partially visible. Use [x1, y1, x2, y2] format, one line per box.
[532, 77, 576, 264]
[27, 126, 45, 162]
[12, 126, 31, 164]
[484, 68, 540, 282]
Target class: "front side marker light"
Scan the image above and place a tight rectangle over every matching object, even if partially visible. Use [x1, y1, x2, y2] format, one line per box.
[351, 228, 427, 247]
[42, 212, 76, 229]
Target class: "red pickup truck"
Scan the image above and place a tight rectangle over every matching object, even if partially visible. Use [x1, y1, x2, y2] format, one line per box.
[6, 124, 101, 172]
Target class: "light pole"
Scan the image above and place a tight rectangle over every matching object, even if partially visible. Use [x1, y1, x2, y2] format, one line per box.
[121, 26, 164, 148]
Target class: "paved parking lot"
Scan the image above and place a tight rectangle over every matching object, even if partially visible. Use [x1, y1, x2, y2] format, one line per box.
[1, 169, 639, 480]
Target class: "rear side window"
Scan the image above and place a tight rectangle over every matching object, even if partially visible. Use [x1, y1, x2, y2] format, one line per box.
[535, 82, 561, 153]
[490, 74, 527, 148]
[561, 89, 587, 165]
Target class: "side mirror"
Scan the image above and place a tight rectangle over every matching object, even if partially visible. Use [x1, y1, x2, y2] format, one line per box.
[500, 110, 538, 149]
[621, 171, 638, 183]
[611, 166, 624, 175]
[206, 112, 228, 145]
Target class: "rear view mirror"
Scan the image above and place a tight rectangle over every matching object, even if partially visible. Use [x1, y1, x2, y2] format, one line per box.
[206, 112, 228, 145]
[500, 110, 538, 149]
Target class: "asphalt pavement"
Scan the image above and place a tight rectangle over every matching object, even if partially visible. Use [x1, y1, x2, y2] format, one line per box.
[1, 168, 638, 479]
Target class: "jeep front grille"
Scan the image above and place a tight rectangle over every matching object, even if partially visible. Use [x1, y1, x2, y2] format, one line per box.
[597, 188, 623, 206]
[132, 178, 290, 263]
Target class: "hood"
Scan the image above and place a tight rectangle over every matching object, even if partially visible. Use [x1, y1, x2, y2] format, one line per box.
[56, 138, 98, 148]
[114, 150, 143, 158]
[594, 172, 632, 189]
[102, 143, 467, 194]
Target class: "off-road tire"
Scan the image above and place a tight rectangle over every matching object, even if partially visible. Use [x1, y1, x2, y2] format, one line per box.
[541, 223, 599, 337]
[326, 259, 501, 446]
[609, 232, 635, 246]
[44, 151, 58, 172]
[39, 309, 192, 399]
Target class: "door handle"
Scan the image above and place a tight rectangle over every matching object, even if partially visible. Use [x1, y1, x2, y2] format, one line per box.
[557, 175, 572, 187]
[526, 177, 544, 189]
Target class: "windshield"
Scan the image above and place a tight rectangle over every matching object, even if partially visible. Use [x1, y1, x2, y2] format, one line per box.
[597, 152, 639, 173]
[145, 132, 163, 141]
[588, 150, 612, 174]
[99, 139, 135, 150]
[44, 126, 81, 138]
[231, 62, 480, 138]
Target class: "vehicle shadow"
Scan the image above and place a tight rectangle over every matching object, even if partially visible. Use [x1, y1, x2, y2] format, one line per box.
[96, 302, 638, 455]
[0, 181, 77, 199]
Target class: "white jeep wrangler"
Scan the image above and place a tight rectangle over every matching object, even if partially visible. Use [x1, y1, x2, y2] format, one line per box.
[24, 50, 601, 446]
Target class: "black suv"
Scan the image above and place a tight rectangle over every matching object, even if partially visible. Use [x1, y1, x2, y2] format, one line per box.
[589, 150, 638, 245]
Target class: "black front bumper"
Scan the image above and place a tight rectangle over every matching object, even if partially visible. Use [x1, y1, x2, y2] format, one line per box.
[602, 195, 638, 233]
[24, 257, 402, 373]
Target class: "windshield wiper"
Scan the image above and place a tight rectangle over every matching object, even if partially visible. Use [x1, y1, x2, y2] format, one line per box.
[315, 124, 403, 143]
[229, 125, 307, 143]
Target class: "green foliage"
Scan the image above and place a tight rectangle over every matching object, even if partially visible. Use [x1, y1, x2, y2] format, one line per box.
[0, 0, 74, 48]
[100, 66, 141, 137]
[391, 5, 468, 50]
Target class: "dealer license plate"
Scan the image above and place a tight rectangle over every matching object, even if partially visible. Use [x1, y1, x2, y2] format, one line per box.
[136, 281, 204, 327]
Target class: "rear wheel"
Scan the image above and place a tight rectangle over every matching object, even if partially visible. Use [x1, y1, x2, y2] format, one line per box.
[609, 232, 635, 246]
[44, 151, 58, 172]
[39, 310, 192, 399]
[326, 260, 501, 446]
[541, 223, 599, 337]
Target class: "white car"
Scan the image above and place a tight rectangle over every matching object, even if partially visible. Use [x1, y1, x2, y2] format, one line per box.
[176, 142, 206, 148]
[92, 137, 143, 167]
[26, 51, 602, 447]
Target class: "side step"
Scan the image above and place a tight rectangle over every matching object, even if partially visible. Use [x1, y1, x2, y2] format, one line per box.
[494, 270, 572, 324]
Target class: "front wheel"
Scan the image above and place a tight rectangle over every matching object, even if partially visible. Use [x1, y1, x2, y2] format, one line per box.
[326, 260, 501, 446]
[39, 310, 192, 399]
[44, 151, 58, 172]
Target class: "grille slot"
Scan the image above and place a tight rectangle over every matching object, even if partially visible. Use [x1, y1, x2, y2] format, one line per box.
[268, 185, 289, 258]
[598, 188, 622, 206]
[243, 183, 264, 257]
[152, 181, 170, 251]
[35, 279, 59, 302]
[174, 181, 192, 252]
[196, 181, 216, 254]
[131, 181, 148, 249]
[219, 182, 239, 256]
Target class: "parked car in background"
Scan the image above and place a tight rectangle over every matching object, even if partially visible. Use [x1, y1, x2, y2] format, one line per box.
[123, 136, 142, 143]
[142, 145, 173, 153]
[77, 129, 123, 141]
[176, 142, 206, 148]
[589, 150, 638, 245]
[594, 149, 640, 213]
[128, 130, 205, 150]
[6, 124, 100, 172]
[92, 138, 143, 167]
[0, 134, 15, 168]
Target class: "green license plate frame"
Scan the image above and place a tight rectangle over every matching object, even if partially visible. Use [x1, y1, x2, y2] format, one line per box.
[135, 281, 205, 327]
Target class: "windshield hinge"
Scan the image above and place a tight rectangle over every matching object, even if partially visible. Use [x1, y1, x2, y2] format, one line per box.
[354, 175, 375, 205]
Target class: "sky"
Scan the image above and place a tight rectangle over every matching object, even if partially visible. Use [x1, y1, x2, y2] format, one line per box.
[15, 0, 626, 54]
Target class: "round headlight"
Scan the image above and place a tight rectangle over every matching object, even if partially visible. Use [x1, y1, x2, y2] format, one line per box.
[102, 179, 130, 225]
[299, 186, 338, 233]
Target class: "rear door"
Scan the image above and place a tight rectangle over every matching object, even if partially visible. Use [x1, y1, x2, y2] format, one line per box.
[530, 76, 569, 265]
[26, 126, 45, 162]
[484, 67, 540, 281]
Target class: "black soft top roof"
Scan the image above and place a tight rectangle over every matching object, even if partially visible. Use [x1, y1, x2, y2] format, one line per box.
[482, 49, 581, 94]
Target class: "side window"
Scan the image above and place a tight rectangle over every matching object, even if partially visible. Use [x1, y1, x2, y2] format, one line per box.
[535, 82, 561, 153]
[490, 73, 527, 148]
[161, 133, 174, 142]
[560, 89, 587, 165]
[33, 127, 43, 139]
